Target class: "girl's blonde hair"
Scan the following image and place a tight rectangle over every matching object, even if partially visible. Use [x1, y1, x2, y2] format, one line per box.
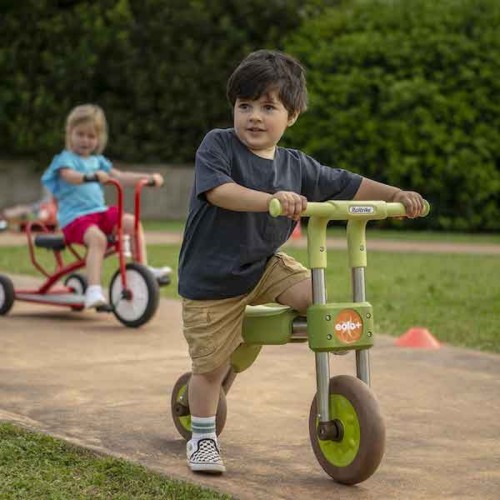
[65, 104, 108, 154]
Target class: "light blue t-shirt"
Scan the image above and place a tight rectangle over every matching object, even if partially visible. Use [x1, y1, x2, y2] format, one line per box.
[41, 150, 112, 228]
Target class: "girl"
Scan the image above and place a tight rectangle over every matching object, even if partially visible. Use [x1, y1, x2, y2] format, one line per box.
[42, 104, 170, 309]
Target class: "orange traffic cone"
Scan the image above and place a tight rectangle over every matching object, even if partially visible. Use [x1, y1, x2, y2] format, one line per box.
[291, 222, 302, 240]
[395, 327, 440, 349]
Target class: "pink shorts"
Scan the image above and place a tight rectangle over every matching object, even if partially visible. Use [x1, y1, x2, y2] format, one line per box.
[62, 206, 120, 245]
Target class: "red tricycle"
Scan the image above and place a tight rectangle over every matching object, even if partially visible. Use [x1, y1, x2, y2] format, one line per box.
[0, 179, 169, 328]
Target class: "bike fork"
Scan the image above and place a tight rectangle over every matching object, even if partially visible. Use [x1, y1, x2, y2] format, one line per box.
[353, 267, 371, 385]
[313, 269, 332, 432]
[314, 264, 371, 438]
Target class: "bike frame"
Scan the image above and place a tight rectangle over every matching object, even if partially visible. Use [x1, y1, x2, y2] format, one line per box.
[15, 178, 152, 304]
[275, 200, 427, 428]
[174, 198, 429, 443]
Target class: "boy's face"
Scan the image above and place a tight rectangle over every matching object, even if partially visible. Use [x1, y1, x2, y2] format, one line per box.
[234, 90, 297, 159]
[69, 123, 99, 157]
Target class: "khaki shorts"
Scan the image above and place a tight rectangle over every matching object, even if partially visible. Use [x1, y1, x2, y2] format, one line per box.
[182, 252, 310, 374]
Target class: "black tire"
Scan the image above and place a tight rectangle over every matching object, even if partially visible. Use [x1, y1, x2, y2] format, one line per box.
[309, 375, 385, 485]
[109, 262, 159, 328]
[64, 273, 88, 311]
[171, 372, 227, 441]
[0, 275, 15, 315]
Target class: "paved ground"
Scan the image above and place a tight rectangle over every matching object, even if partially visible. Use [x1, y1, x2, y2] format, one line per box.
[0, 272, 499, 499]
[0, 233, 499, 498]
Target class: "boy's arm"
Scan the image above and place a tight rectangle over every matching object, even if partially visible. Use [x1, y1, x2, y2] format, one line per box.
[110, 168, 163, 187]
[353, 178, 425, 218]
[207, 183, 306, 220]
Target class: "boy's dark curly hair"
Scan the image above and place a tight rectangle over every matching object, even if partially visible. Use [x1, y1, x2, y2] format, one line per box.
[226, 50, 308, 117]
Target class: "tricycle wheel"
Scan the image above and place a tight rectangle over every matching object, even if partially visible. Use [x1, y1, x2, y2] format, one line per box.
[0, 275, 15, 315]
[109, 262, 159, 328]
[309, 374, 385, 485]
[171, 372, 227, 441]
[64, 273, 88, 311]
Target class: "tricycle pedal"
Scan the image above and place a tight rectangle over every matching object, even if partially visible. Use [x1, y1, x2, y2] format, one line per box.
[96, 304, 113, 313]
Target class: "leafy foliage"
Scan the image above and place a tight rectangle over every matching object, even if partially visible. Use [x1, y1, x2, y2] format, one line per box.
[284, 0, 500, 230]
[1, 0, 498, 229]
[0, 0, 333, 165]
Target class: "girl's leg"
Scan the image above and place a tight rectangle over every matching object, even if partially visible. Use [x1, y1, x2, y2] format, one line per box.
[122, 213, 147, 264]
[122, 212, 171, 282]
[83, 226, 108, 285]
[83, 226, 108, 308]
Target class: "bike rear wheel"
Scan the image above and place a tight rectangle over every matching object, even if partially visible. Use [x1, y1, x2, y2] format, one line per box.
[171, 372, 227, 441]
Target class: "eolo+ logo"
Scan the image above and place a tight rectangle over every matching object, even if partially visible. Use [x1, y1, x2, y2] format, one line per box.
[334, 309, 363, 344]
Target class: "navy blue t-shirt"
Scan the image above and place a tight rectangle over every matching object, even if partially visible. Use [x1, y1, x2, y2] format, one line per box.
[178, 128, 362, 300]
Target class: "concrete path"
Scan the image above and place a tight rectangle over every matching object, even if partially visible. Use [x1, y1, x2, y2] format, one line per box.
[0, 276, 499, 499]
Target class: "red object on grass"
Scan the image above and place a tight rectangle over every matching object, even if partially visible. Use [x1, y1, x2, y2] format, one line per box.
[291, 223, 302, 239]
[395, 327, 441, 349]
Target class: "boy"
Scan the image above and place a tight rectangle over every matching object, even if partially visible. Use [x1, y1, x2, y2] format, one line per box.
[178, 49, 424, 473]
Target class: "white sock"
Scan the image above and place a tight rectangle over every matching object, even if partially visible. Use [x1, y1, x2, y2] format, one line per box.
[86, 285, 103, 296]
[191, 416, 217, 443]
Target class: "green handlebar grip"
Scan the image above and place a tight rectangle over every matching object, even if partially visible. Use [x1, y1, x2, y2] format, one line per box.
[421, 200, 431, 217]
[269, 198, 283, 217]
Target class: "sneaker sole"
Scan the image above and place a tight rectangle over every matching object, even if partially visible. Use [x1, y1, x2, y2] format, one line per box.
[188, 462, 226, 474]
[85, 300, 107, 310]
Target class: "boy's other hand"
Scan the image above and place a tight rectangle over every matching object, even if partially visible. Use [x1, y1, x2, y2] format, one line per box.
[272, 191, 307, 220]
[392, 190, 425, 218]
[150, 173, 164, 187]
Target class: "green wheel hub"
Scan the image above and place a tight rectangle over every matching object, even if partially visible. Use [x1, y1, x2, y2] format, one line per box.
[317, 394, 360, 467]
[177, 384, 191, 432]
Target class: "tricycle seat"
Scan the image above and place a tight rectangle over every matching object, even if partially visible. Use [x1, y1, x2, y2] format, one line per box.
[34, 234, 117, 251]
[34, 234, 66, 251]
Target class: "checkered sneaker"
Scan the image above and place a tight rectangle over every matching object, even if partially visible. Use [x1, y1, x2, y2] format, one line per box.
[187, 438, 225, 473]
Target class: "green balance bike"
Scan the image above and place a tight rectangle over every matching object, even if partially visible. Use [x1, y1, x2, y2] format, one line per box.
[171, 199, 429, 485]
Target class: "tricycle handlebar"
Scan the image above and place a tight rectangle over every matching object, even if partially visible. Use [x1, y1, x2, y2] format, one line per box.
[269, 199, 430, 220]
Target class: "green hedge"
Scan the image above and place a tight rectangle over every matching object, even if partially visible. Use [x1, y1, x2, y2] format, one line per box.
[0, 0, 331, 165]
[1, 0, 498, 230]
[284, 0, 500, 231]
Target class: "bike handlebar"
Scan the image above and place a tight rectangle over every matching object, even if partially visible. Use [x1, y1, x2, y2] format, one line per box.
[269, 198, 430, 220]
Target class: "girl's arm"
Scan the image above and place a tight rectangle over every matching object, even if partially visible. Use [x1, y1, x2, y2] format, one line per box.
[206, 182, 306, 220]
[109, 168, 163, 187]
[59, 167, 109, 184]
[353, 178, 425, 218]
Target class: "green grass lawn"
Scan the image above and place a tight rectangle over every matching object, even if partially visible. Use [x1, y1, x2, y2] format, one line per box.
[143, 219, 500, 244]
[0, 240, 498, 353]
[0, 423, 229, 499]
[0, 235, 498, 497]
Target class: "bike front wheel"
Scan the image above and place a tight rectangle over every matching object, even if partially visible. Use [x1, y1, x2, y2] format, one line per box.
[109, 263, 159, 328]
[309, 374, 385, 485]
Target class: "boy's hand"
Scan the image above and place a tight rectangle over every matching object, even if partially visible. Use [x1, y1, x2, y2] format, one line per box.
[150, 173, 164, 187]
[272, 191, 307, 220]
[392, 190, 425, 218]
[95, 171, 110, 184]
